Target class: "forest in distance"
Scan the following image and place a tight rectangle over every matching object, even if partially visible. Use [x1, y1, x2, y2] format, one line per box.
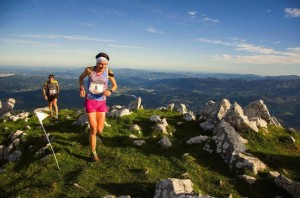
[0, 66, 300, 130]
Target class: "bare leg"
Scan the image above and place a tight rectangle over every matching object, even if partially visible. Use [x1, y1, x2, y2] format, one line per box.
[52, 98, 58, 117]
[96, 112, 106, 135]
[49, 101, 53, 116]
[87, 112, 98, 153]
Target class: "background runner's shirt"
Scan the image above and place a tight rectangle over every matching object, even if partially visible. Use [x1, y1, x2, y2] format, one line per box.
[86, 67, 108, 101]
[44, 80, 59, 96]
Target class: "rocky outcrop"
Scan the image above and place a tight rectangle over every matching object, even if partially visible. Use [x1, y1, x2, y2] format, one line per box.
[158, 137, 172, 149]
[183, 112, 196, 121]
[0, 98, 15, 117]
[199, 99, 281, 133]
[153, 178, 214, 198]
[223, 102, 258, 132]
[177, 104, 188, 114]
[244, 100, 281, 127]
[273, 174, 300, 198]
[128, 97, 142, 111]
[199, 99, 231, 131]
[150, 115, 169, 134]
[212, 120, 246, 162]
[107, 105, 131, 118]
[210, 120, 266, 174]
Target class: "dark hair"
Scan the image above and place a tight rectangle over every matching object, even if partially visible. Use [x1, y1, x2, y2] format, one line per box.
[49, 74, 54, 78]
[95, 52, 109, 61]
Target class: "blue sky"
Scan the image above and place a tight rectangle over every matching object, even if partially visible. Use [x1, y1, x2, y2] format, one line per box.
[0, 0, 299, 76]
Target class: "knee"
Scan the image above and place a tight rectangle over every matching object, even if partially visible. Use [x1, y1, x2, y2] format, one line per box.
[90, 127, 97, 135]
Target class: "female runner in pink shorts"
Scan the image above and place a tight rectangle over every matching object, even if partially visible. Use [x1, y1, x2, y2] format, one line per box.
[79, 52, 117, 162]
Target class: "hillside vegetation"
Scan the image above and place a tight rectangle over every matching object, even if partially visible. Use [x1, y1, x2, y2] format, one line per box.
[0, 109, 299, 197]
[1, 70, 300, 130]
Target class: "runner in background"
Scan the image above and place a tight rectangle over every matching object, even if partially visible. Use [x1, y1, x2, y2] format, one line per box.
[43, 74, 60, 119]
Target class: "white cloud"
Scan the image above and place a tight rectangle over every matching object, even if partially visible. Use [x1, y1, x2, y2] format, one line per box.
[266, 9, 272, 13]
[17, 34, 114, 42]
[235, 43, 276, 55]
[202, 16, 219, 24]
[197, 37, 300, 64]
[0, 38, 57, 47]
[145, 26, 165, 35]
[196, 38, 232, 46]
[109, 44, 151, 49]
[188, 11, 197, 17]
[284, 8, 300, 18]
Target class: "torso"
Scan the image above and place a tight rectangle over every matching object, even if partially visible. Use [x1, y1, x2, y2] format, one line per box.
[45, 80, 58, 96]
[86, 66, 108, 101]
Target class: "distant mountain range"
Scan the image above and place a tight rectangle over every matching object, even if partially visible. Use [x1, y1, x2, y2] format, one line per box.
[0, 66, 299, 130]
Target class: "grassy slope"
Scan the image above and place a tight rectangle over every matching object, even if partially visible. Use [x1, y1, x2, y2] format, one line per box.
[0, 109, 299, 198]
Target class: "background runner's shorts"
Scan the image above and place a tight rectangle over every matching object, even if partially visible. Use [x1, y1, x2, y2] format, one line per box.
[84, 99, 109, 113]
[47, 94, 58, 102]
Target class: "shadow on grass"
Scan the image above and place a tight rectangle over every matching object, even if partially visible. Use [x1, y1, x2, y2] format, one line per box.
[250, 151, 300, 181]
[65, 149, 90, 162]
[98, 182, 155, 198]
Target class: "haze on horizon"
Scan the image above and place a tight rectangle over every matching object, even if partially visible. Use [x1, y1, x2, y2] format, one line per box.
[0, 0, 299, 76]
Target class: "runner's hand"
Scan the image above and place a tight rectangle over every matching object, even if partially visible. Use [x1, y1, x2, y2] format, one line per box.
[44, 96, 48, 101]
[80, 89, 86, 98]
[103, 89, 112, 96]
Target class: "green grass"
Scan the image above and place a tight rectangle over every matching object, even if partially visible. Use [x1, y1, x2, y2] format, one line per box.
[0, 109, 299, 197]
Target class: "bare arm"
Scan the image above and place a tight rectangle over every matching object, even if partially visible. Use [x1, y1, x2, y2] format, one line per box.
[79, 67, 92, 98]
[56, 82, 60, 93]
[103, 70, 117, 96]
[42, 82, 48, 100]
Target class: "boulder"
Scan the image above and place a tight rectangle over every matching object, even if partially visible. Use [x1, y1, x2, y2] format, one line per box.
[212, 120, 246, 162]
[187, 135, 210, 145]
[177, 104, 188, 114]
[183, 112, 196, 121]
[244, 100, 281, 127]
[199, 99, 231, 131]
[0, 98, 15, 117]
[235, 152, 267, 175]
[223, 102, 258, 132]
[153, 178, 197, 198]
[274, 174, 300, 198]
[158, 137, 172, 149]
[128, 97, 142, 111]
[7, 150, 22, 162]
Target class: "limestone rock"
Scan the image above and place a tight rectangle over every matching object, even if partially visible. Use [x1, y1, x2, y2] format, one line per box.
[0, 98, 15, 117]
[212, 120, 246, 161]
[150, 115, 161, 122]
[187, 135, 209, 144]
[199, 99, 231, 131]
[7, 150, 22, 162]
[223, 102, 258, 132]
[128, 97, 142, 111]
[177, 104, 188, 114]
[154, 118, 169, 134]
[133, 140, 146, 146]
[235, 152, 267, 175]
[274, 174, 300, 198]
[244, 100, 281, 127]
[183, 112, 196, 121]
[158, 137, 172, 149]
[153, 178, 196, 198]
[10, 130, 24, 141]
[167, 103, 175, 111]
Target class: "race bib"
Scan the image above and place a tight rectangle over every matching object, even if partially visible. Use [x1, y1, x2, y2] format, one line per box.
[49, 89, 57, 95]
[89, 82, 104, 94]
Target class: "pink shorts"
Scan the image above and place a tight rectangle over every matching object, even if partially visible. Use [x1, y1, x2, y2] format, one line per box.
[84, 99, 109, 113]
